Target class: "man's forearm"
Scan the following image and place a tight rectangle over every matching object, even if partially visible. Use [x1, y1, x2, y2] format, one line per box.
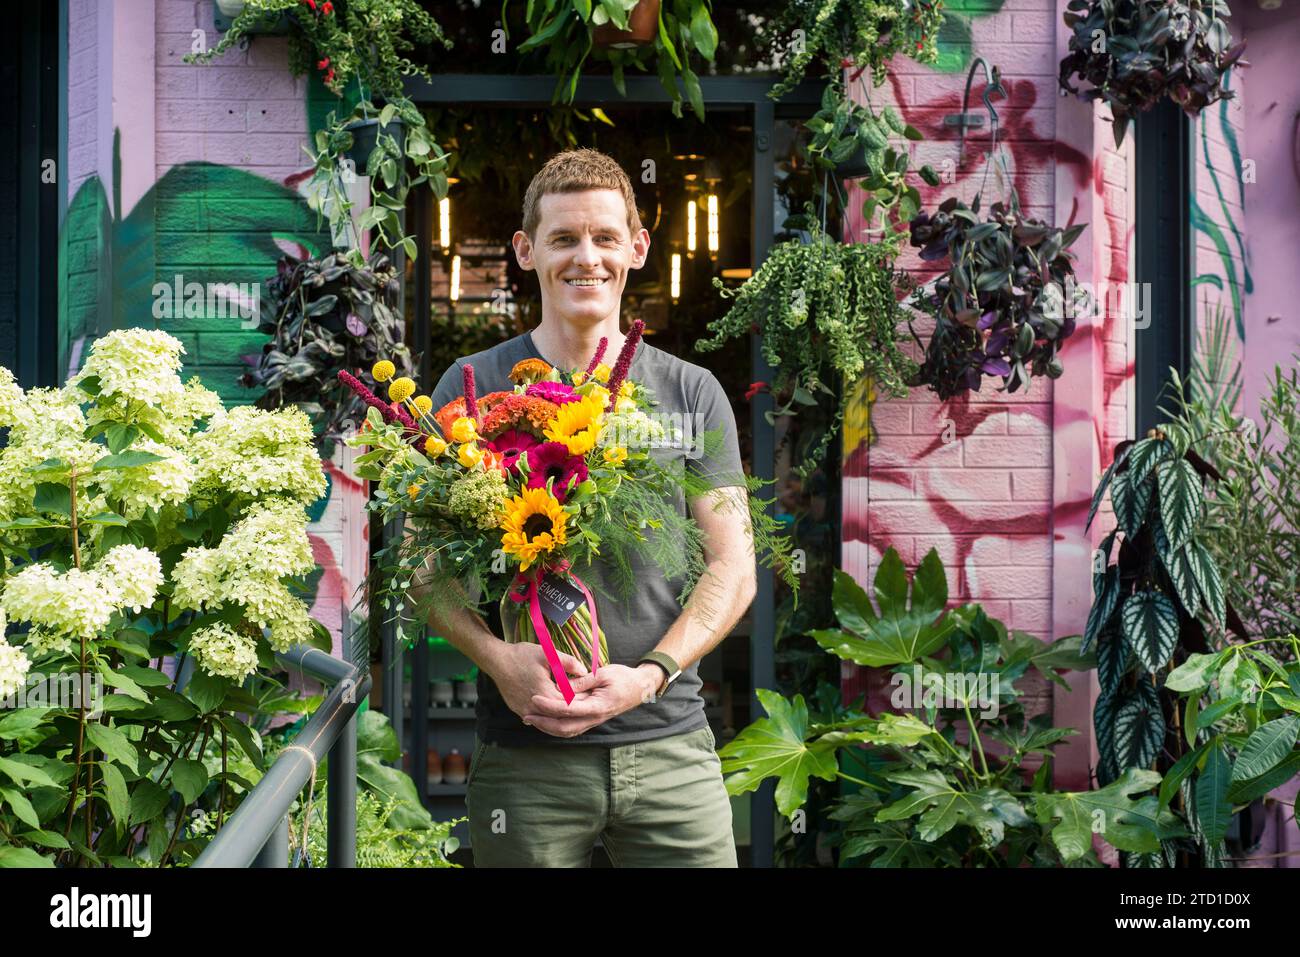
[409, 573, 507, 679]
[648, 558, 756, 674]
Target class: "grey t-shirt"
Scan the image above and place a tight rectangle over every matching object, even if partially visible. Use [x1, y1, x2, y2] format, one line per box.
[425, 329, 745, 746]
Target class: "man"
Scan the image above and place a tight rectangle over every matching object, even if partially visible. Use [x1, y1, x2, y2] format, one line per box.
[420, 148, 757, 867]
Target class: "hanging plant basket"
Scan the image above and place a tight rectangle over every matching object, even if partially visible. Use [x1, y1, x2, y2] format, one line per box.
[592, 0, 661, 49]
[906, 195, 1086, 400]
[344, 116, 406, 168]
[1058, 0, 1246, 147]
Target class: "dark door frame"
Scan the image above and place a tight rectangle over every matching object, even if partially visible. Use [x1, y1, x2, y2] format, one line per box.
[13, 0, 63, 389]
[1134, 98, 1195, 429]
[401, 73, 826, 867]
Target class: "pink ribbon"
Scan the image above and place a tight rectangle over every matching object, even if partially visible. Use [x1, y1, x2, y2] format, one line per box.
[508, 560, 602, 705]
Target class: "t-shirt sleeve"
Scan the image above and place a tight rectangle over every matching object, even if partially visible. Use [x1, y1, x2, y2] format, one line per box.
[687, 370, 746, 490]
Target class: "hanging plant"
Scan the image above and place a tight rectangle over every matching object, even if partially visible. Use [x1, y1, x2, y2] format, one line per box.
[510, 0, 719, 121]
[241, 251, 414, 443]
[1058, 0, 1246, 147]
[906, 195, 1086, 400]
[185, 0, 452, 100]
[696, 208, 917, 479]
[763, 0, 945, 101]
[803, 76, 941, 255]
[305, 96, 451, 260]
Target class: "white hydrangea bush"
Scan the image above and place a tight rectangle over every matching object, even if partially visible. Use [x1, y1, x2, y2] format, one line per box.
[0, 328, 329, 867]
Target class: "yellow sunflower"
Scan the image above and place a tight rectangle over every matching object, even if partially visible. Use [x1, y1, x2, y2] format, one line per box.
[501, 486, 569, 571]
[544, 393, 606, 456]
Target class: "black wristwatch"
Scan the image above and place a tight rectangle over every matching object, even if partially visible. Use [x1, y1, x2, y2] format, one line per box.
[639, 651, 682, 702]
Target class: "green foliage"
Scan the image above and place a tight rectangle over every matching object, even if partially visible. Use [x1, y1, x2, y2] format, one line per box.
[721, 547, 1128, 867]
[510, 0, 719, 121]
[0, 332, 329, 867]
[696, 212, 917, 479]
[802, 77, 931, 255]
[293, 789, 464, 868]
[1059, 0, 1246, 147]
[760, 0, 945, 100]
[906, 194, 1086, 399]
[185, 0, 452, 101]
[243, 251, 413, 443]
[1084, 422, 1287, 865]
[306, 96, 451, 259]
[1164, 342, 1300, 651]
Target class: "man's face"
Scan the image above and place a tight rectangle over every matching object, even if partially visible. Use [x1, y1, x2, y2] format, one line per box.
[513, 189, 650, 326]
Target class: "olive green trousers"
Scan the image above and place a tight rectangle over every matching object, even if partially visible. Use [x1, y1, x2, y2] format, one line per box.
[465, 724, 738, 867]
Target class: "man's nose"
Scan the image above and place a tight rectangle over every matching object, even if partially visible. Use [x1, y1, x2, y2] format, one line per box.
[572, 237, 602, 267]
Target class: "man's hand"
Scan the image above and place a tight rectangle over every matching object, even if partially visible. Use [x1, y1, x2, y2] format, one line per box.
[522, 663, 663, 738]
[489, 641, 591, 724]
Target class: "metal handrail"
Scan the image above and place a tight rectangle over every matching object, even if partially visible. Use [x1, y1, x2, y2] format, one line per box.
[193, 645, 371, 868]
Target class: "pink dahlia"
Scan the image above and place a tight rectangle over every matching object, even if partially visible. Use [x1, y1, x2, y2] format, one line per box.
[486, 429, 541, 474]
[525, 381, 580, 405]
[523, 441, 589, 500]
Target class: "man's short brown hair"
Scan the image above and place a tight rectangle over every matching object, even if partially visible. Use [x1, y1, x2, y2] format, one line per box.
[521, 148, 643, 240]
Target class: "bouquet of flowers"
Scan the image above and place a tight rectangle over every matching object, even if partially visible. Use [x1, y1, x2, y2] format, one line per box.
[340, 321, 798, 703]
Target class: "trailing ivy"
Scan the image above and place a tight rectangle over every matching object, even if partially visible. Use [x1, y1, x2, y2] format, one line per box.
[695, 210, 917, 478]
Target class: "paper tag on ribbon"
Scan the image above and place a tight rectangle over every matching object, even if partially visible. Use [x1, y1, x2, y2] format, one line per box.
[534, 572, 585, 626]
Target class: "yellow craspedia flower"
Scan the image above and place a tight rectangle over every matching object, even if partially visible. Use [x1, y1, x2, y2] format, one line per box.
[457, 442, 484, 469]
[501, 486, 569, 571]
[388, 377, 416, 404]
[407, 483, 422, 500]
[372, 360, 396, 383]
[544, 393, 605, 457]
[450, 416, 479, 443]
[413, 395, 433, 416]
[424, 435, 448, 457]
[603, 445, 628, 466]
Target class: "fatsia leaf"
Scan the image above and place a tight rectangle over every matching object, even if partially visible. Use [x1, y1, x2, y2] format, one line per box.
[718, 690, 839, 818]
[1121, 591, 1180, 672]
[810, 550, 959, 667]
[876, 770, 1021, 847]
[814, 712, 934, 750]
[827, 567, 877, 635]
[1112, 679, 1166, 770]
[1195, 741, 1233, 845]
[1155, 458, 1202, 552]
[1230, 715, 1300, 782]
[840, 820, 956, 867]
[1033, 768, 1175, 862]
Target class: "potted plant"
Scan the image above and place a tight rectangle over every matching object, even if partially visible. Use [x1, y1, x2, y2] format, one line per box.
[1059, 0, 1246, 146]
[0, 329, 330, 866]
[803, 77, 940, 253]
[905, 194, 1086, 400]
[241, 251, 413, 446]
[187, 0, 452, 101]
[696, 207, 918, 479]
[716, 548, 1161, 868]
[761, 0, 946, 102]
[511, 0, 718, 120]
[305, 97, 451, 260]
[592, 0, 661, 48]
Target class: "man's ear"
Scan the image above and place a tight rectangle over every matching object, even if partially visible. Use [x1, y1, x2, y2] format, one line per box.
[512, 229, 536, 271]
[630, 227, 651, 270]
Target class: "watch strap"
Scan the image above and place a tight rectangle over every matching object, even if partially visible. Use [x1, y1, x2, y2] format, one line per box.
[639, 651, 681, 699]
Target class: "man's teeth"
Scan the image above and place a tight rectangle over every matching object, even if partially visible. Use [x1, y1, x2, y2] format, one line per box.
[567, 278, 605, 286]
